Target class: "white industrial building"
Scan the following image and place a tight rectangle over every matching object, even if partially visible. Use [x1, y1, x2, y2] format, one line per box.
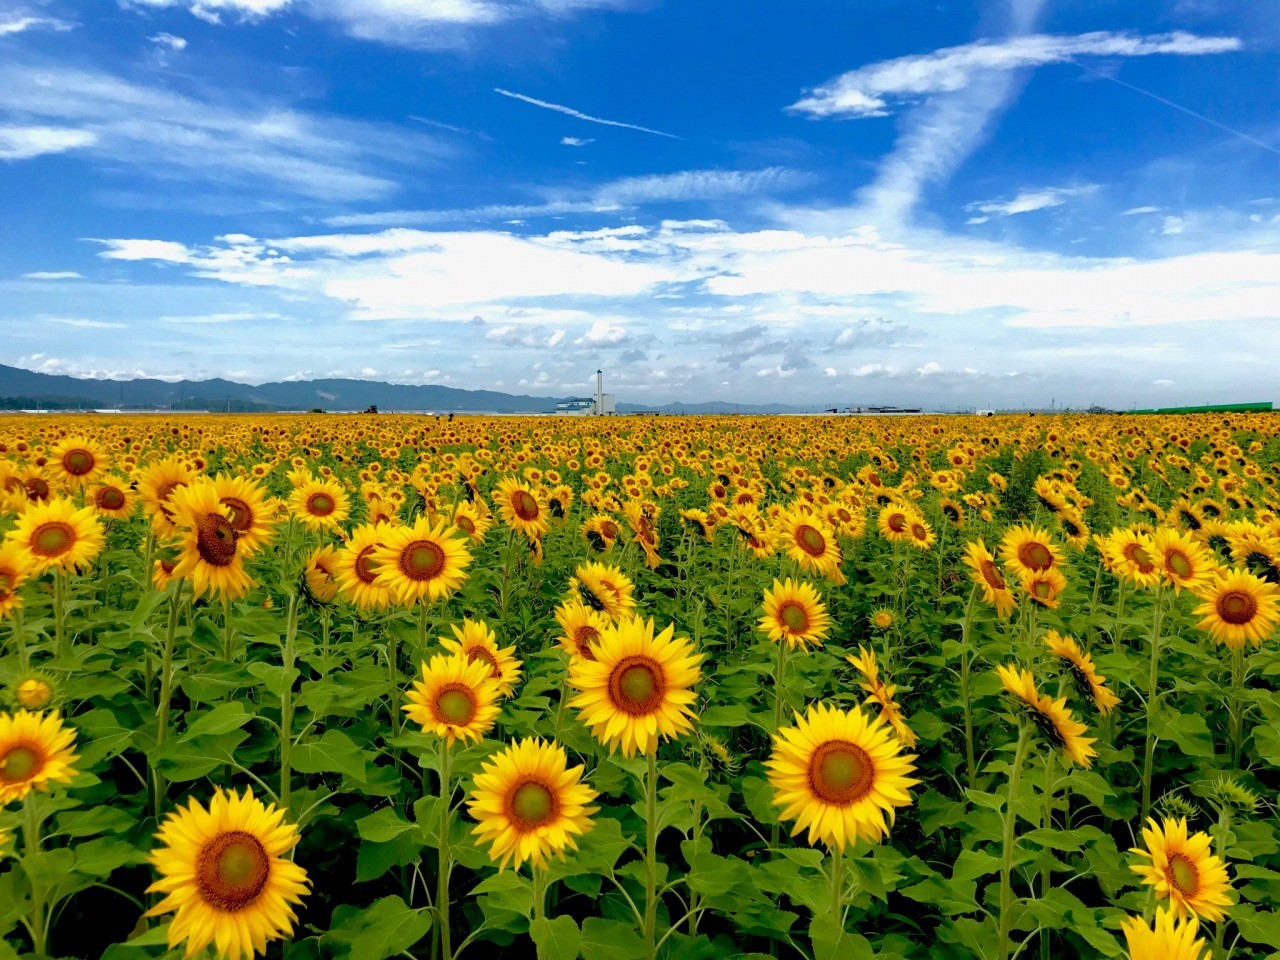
[555, 370, 615, 415]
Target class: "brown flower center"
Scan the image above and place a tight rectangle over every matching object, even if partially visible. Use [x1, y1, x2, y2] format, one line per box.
[910, 522, 928, 541]
[196, 513, 238, 567]
[30, 521, 75, 558]
[24, 478, 50, 502]
[573, 625, 600, 660]
[512, 490, 540, 522]
[455, 515, 476, 535]
[306, 492, 335, 517]
[608, 656, 665, 715]
[354, 545, 378, 584]
[1165, 550, 1192, 579]
[465, 645, 501, 679]
[1018, 541, 1053, 571]
[220, 497, 252, 533]
[887, 513, 907, 533]
[778, 601, 810, 634]
[435, 685, 477, 726]
[0, 744, 41, 784]
[62, 449, 95, 476]
[196, 831, 270, 912]
[795, 524, 826, 557]
[400, 540, 445, 582]
[96, 487, 126, 511]
[507, 780, 558, 831]
[1218, 590, 1258, 625]
[980, 559, 1006, 591]
[1167, 854, 1200, 896]
[601, 520, 619, 540]
[807, 740, 874, 805]
[0, 571, 13, 601]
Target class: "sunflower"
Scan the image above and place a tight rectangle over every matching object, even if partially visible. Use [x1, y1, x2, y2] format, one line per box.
[0, 710, 79, 805]
[1000, 524, 1064, 581]
[136, 456, 194, 537]
[12, 672, 57, 710]
[212, 473, 275, 555]
[876, 503, 917, 545]
[1130, 817, 1233, 922]
[405, 653, 502, 743]
[5, 497, 104, 575]
[962, 540, 1017, 618]
[1109, 528, 1163, 589]
[1043, 631, 1120, 714]
[439, 618, 522, 698]
[371, 517, 472, 606]
[778, 510, 843, 580]
[48, 435, 109, 488]
[568, 561, 636, 622]
[939, 497, 966, 528]
[301, 545, 340, 605]
[467, 738, 598, 870]
[146, 787, 310, 960]
[495, 477, 551, 542]
[870, 607, 895, 630]
[452, 501, 493, 544]
[0, 543, 32, 620]
[168, 481, 254, 601]
[767, 702, 917, 851]
[679, 508, 716, 542]
[996, 664, 1097, 767]
[568, 616, 703, 757]
[906, 515, 936, 551]
[1021, 567, 1067, 609]
[757, 578, 831, 650]
[583, 514, 622, 552]
[1193, 568, 1280, 649]
[846, 646, 917, 747]
[1057, 507, 1091, 550]
[332, 524, 394, 611]
[288, 477, 350, 533]
[1151, 528, 1215, 594]
[553, 601, 611, 662]
[1121, 907, 1208, 960]
[87, 476, 133, 520]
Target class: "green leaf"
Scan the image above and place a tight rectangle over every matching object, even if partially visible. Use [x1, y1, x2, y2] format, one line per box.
[292, 729, 368, 782]
[579, 918, 644, 955]
[325, 895, 433, 960]
[530, 916, 581, 960]
[247, 662, 300, 699]
[356, 807, 417, 843]
[182, 701, 254, 739]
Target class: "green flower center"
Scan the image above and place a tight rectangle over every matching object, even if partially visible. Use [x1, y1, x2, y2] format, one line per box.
[436, 687, 476, 725]
[0, 745, 39, 783]
[510, 781, 555, 828]
[808, 740, 874, 805]
[796, 525, 826, 557]
[31, 522, 73, 558]
[196, 831, 270, 911]
[779, 601, 809, 634]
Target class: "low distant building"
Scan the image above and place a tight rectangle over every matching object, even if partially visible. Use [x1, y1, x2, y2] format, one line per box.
[555, 398, 596, 415]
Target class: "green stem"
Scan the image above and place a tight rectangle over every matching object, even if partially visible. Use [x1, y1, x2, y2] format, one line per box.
[644, 749, 659, 960]
[388, 630, 402, 737]
[998, 724, 1032, 960]
[1212, 805, 1232, 959]
[770, 640, 790, 850]
[1228, 645, 1245, 769]
[280, 592, 299, 812]
[829, 843, 844, 923]
[1039, 752, 1055, 960]
[23, 796, 48, 958]
[152, 583, 182, 819]
[532, 866, 546, 923]
[222, 595, 235, 662]
[438, 739, 454, 960]
[53, 570, 67, 657]
[1140, 587, 1166, 825]
[959, 585, 978, 793]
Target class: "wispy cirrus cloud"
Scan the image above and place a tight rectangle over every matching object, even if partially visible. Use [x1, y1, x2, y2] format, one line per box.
[323, 167, 803, 227]
[0, 60, 451, 199]
[790, 31, 1242, 119]
[0, 125, 96, 160]
[965, 183, 1099, 222]
[494, 88, 679, 139]
[0, 15, 75, 36]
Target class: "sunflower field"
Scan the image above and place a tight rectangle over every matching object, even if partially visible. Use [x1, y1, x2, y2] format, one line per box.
[1, 412, 1280, 960]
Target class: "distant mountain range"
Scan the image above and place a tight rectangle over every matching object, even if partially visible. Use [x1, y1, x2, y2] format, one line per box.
[0, 364, 806, 415]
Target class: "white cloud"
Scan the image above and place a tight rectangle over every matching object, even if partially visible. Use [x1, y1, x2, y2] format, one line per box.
[791, 31, 1241, 118]
[120, 0, 290, 24]
[1123, 205, 1161, 215]
[158, 311, 284, 323]
[0, 16, 75, 36]
[576, 318, 627, 343]
[23, 271, 82, 280]
[96, 239, 195, 262]
[967, 184, 1098, 217]
[824, 367, 837, 377]
[1162, 216, 1186, 235]
[44, 318, 128, 328]
[149, 32, 188, 50]
[494, 88, 678, 139]
[560, 136, 594, 147]
[0, 126, 96, 160]
[0, 61, 447, 199]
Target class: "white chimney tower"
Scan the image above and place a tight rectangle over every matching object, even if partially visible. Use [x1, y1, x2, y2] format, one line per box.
[596, 369, 603, 416]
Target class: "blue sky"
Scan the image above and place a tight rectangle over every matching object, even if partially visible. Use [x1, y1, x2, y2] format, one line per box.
[1, 0, 1277, 408]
